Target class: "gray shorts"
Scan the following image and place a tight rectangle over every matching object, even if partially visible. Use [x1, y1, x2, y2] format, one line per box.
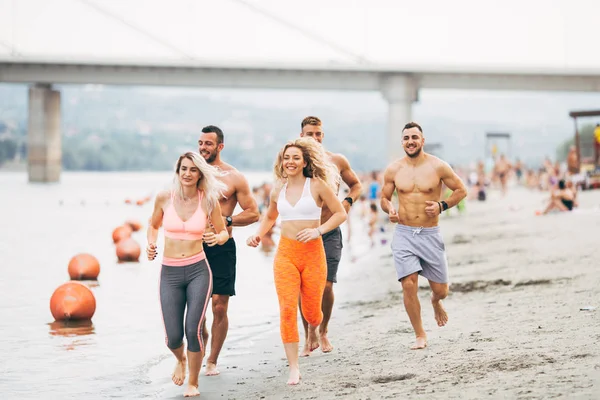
[322, 227, 343, 283]
[391, 224, 449, 284]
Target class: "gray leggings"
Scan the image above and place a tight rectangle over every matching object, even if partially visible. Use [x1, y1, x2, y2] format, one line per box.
[160, 259, 212, 353]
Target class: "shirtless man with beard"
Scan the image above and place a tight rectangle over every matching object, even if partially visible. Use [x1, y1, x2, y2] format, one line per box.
[380, 122, 467, 350]
[198, 125, 260, 375]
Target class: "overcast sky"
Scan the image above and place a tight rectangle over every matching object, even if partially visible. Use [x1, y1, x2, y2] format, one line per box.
[0, 0, 599, 69]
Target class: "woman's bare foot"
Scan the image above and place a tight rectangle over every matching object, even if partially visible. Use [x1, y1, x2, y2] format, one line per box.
[410, 336, 427, 350]
[183, 384, 200, 397]
[204, 361, 220, 376]
[172, 357, 187, 386]
[287, 367, 301, 385]
[319, 334, 333, 353]
[432, 298, 449, 327]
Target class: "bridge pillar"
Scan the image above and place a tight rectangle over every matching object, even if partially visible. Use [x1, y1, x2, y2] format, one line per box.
[28, 84, 61, 183]
[380, 75, 419, 163]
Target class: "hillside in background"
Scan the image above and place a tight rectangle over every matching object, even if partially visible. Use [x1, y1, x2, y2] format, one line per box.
[1, 83, 598, 172]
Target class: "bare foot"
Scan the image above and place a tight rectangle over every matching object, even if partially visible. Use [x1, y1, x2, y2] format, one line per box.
[172, 358, 186, 386]
[432, 299, 449, 327]
[320, 334, 333, 353]
[183, 384, 200, 397]
[287, 367, 301, 385]
[204, 362, 220, 376]
[410, 336, 427, 350]
[307, 326, 320, 353]
[300, 343, 311, 357]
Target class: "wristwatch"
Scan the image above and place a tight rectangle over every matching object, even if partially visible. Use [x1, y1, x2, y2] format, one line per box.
[344, 197, 354, 206]
[225, 216, 233, 227]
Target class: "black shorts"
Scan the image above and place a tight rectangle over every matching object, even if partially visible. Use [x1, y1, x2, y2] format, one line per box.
[561, 199, 574, 211]
[203, 238, 237, 296]
[322, 227, 343, 283]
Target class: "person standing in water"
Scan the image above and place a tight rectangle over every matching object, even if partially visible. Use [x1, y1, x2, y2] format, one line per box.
[246, 138, 347, 385]
[147, 152, 229, 397]
[380, 122, 467, 350]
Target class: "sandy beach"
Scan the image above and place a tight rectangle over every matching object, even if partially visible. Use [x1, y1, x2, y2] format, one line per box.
[157, 186, 600, 400]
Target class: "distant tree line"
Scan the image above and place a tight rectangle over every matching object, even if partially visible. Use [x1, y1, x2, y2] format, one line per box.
[1, 127, 384, 172]
[0, 138, 18, 165]
[60, 130, 285, 171]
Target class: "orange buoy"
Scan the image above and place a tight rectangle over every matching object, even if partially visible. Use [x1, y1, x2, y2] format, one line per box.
[136, 199, 145, 206]
[68, 253, 100, 280]
[50, 282, 96, 321]
[116, 238, 141, 262]
[125, 199, 132, 204]
[112, 225, 132, 243]
[125, 219, 143, 232]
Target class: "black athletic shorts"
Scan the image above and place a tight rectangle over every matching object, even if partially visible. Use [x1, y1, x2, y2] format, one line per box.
[203, 238, 237, 296]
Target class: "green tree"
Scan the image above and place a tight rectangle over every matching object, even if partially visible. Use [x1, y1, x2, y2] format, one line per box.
[556, 124, 596, 162]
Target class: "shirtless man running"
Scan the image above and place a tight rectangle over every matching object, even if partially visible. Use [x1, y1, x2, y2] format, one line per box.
[198, 125, 260, 375]
[299, 116, 362, 356]
[380, 122, 467, 350]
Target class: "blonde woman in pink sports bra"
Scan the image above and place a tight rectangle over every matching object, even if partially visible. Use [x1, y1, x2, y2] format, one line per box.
[146, 152, 228, 398]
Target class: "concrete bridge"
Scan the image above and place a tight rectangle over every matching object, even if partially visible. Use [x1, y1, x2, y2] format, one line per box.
[2, 59, 600, 182]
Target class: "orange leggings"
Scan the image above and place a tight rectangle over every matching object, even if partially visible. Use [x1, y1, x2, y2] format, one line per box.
[274, 236, 327, 343]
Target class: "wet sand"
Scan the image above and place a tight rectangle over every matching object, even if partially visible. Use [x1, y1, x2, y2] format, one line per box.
[158, 187, 600, 399]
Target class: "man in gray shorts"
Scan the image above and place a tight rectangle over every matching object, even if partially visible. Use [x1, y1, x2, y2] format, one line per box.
[380, 122, 467, 350]
[299, 116, 362, 355]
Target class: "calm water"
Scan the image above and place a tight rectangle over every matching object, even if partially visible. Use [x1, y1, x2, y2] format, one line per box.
[0, 171, 300, 399]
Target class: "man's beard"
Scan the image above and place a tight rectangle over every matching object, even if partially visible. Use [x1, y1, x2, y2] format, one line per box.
[405, 146, 422, 158]
[201, 150, 217, 164]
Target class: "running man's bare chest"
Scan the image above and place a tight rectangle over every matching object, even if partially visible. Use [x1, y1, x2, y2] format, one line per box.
[394, 169, 440, 194]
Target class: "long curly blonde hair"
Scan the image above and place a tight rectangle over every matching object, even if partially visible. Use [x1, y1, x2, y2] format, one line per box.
[172, 152, 227, 213]
[273, 137, 340, 191]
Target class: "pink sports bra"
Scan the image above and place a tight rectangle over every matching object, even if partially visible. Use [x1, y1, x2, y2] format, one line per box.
[163, 191, 207, 240]
[277, 178, 321, 221]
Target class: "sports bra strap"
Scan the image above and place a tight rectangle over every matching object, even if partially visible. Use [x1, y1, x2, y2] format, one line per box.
[301, 177, 311, 197]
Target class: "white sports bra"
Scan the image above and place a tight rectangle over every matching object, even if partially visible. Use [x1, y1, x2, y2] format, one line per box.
[277, 178, 322, 221]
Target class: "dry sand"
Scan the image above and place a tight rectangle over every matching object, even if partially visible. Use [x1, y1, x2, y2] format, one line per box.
[162, 187, 600, 399]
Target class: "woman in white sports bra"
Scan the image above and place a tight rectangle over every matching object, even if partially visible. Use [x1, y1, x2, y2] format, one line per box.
[246, 137, 346, 385]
